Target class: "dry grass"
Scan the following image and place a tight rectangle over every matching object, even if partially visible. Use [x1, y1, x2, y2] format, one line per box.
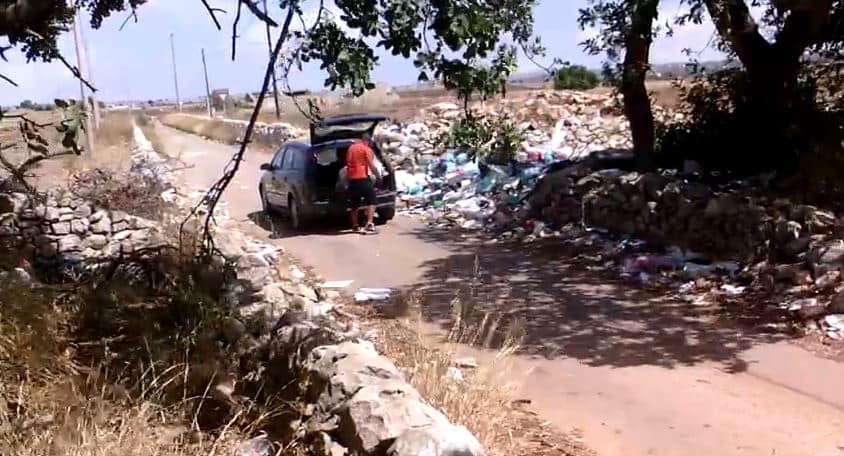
[377, 297, 523, 455]
[158, 113, 242, 145]
[0, 248, 305, 456]
[0, 282, 235, 456]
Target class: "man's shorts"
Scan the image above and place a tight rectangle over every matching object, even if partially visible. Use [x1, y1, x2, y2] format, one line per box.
[347, 178, 376, 209]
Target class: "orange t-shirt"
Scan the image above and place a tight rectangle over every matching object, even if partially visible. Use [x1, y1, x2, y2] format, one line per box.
[346, 140, 374, 180]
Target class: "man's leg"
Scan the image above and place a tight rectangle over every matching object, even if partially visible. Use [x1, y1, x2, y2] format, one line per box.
[365, 205, 375, 226]
[350, 207, 360, 229]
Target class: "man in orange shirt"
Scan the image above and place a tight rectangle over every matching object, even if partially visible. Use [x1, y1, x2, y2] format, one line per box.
[346, 133, 380, 234]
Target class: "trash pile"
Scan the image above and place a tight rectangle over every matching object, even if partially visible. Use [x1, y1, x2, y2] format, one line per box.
[375, 90, 678, 172]
[372, 91, 844, 341]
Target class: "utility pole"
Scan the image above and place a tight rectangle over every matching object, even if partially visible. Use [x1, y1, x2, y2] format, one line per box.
[72, 11, 95, 155]
[169, 33, 181, 111]
[76, 9, 100, 129]
[263, 0, 281, 119]
[201, 48, 213, 117]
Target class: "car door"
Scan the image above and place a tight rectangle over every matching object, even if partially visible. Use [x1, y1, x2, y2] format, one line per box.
[266, 146, 287, 206]
[275, 145, 296, 208]
[288, 144, 309, 204]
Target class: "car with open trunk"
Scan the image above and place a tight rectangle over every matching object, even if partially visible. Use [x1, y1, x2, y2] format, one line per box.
[258, 114, 397, 230]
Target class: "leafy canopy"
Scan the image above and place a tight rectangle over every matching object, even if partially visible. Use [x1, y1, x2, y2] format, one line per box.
[1, 0, 548, 106]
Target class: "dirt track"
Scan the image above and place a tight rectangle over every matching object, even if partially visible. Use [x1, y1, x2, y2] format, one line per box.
[161, 124, 844, 456]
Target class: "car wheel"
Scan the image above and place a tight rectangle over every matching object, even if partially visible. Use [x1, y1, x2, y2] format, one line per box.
[288, 196, 309, 230]
[376, 207, 395, 225]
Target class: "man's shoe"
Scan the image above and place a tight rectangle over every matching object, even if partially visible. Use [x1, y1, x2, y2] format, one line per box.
[364, 223, 377, 234]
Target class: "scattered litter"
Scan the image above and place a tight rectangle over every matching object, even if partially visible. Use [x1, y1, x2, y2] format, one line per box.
[454, 357, 479, 369]
[446, 366, 465, 383]
[289, 266, 306, 281]
[354, 288, 392, 302]
[320, 280, 355, 289]
[720, 284, 745, 296]
[234, 433, 274, 456]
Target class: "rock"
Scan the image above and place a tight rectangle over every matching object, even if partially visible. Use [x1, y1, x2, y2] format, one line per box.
[0, 193, 27, 214]
[775, 263, 812, 285]
[51, 222, 71, 235]
[73, 204, 92, 218]
[111, 210, 128, 223]
[259, 283, 289, 307]
[237, 298, 288, 332]
[112, 221, 130, 232]
[90, 217, 112, 234]
[58, 235, 82, 252]
[89, 210, 107, 223]
[338, 380, 450, 454]
[82, 234, 108, 250]
[818, 241, 844, 265]
[71, 219, 89, 235]
[113, 230, 133, 241]
[387, 425, 486, 456]
[829, 292, 844, 314]
[789, 298, 826, 320]
[58, 207, 74, 222]
[815, 270, 840, 291]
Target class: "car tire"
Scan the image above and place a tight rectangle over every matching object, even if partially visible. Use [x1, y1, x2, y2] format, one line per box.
[288, 196, 309, 231]
[376, 207, 395, 225]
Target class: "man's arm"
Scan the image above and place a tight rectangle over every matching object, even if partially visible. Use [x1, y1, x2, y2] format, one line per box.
[367, 147, 382, 179]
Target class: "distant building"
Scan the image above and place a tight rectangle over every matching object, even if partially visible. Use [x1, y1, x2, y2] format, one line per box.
[211, 89, 229, 111]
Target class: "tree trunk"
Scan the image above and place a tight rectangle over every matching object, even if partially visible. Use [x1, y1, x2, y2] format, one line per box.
[702, 0, 832, 114]
[621, 0, 660, 170]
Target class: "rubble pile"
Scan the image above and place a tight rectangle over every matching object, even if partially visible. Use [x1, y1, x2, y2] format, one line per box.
[381, 92, 844, 340]
[376, 90, 678, 171]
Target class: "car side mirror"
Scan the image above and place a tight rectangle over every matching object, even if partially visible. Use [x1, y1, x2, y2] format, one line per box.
[260, 163, 273, 171]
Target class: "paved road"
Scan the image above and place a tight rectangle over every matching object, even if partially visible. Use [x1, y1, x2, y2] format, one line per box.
[161, 124, 844, 456]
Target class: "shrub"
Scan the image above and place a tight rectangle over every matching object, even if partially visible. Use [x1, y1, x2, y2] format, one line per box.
[439, 115, 523, 165]
[553, 64, 600, 91]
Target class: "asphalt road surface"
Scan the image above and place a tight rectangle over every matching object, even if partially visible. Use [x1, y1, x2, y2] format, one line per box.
[161, 124, 844, 456]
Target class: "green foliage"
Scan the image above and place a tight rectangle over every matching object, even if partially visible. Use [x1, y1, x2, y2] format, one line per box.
[439, 114, 523, 165]
[655, 66, 844, 177]
[300, 0, 545, 103]
[554, 64, 600, 90]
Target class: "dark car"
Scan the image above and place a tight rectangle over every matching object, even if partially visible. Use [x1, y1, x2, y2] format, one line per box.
[258, 114, 397, 230]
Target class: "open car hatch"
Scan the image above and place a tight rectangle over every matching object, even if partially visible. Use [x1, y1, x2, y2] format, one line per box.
[309, 114, 388, 145]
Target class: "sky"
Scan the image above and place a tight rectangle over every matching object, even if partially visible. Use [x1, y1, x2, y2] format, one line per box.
[0, 0, 724, 106]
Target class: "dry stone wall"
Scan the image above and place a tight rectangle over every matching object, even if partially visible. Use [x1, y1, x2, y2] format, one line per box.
[529, 165, 843, 269]
[0, 125, 171, 265]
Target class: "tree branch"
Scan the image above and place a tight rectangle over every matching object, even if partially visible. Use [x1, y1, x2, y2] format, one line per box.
[231, 0, 243, 61]
[200, 0, 225, 30]
[702, 0, 773, 70]
[0, 72, 18, 86]
[183, 5, 296, 256]
[54, 49, 97, 92]
[241, 0, 278, 27]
